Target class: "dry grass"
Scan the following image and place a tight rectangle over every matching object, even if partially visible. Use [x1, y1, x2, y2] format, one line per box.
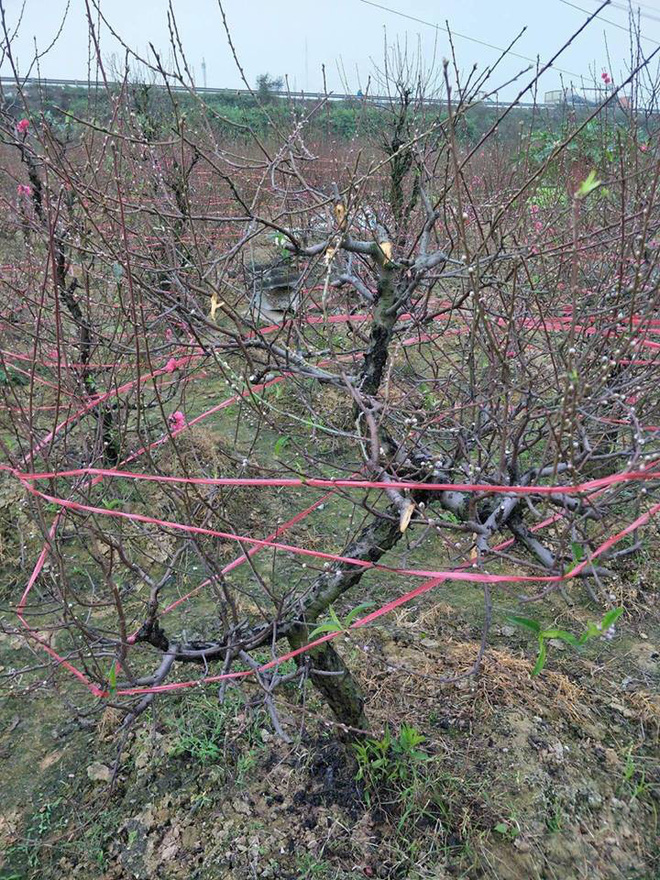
[622, 690, 660, 737]
[451, 641, 584, 720]
[356, 635, 586, 732]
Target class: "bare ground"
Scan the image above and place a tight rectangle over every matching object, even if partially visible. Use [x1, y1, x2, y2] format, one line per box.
[1, 550, 658, 880]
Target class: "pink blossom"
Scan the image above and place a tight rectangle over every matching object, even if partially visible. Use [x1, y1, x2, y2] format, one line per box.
[164, 357, 178, 373]
[165, 328, 174, 342]
[47, 349, 59, 360]
[601, 71, 611, 85]
[17, 184, 31, 198]
[530, 204, 540, 215]
[534, 221, 543, 233]
[640, 143, 649, 152]
[16, 118, 29, 135]
[169, 410, 186, 431]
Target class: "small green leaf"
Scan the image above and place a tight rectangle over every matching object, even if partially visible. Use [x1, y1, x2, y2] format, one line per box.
[576, 169, 601, 199]
[532, 639, 548, 676]
[108, 663, 117, 696]
[309, 606, 344, 638]
[308, 622, 343, 638]
[112, 262, 124, 281]
[508, 615, 541, 633]
[540, 629, 580, 647]
[274, 435, 290, 455]
[571, 541, 584, 564]
[578, 622, 601, 645]
[493, 822, 510, 835]
[344, 602, 376, 627]
[576, 608, 623, 645]
[601, 607, 623, 631]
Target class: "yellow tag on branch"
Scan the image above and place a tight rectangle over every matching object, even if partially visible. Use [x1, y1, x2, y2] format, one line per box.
[380, 241, 393, 262]
[399, 501, 415, 533]
[210, 292, 222, 321]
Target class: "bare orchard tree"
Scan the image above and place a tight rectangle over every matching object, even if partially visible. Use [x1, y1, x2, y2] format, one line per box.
[1, 7, 659, 742]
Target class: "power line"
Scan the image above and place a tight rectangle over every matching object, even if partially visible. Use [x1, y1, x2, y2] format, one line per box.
[605, 0, 660, 19]
[559, 0, 660, 43]
[358, 0, 590, 81]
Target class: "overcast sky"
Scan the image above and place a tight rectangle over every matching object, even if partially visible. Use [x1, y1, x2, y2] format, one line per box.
[2, 0, 660, 99]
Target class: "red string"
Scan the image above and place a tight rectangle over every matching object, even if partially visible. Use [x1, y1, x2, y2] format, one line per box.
[9, 302, 660, 698]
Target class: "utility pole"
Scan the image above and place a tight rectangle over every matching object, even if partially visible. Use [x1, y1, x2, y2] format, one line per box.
[201, 58, 207, 89]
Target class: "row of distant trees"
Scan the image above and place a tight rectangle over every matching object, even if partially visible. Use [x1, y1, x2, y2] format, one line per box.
[2, 69, 638, 150]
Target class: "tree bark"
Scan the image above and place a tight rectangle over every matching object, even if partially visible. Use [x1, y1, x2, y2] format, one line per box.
[358, 262, 398, 399]
[287, 628, 368, 736]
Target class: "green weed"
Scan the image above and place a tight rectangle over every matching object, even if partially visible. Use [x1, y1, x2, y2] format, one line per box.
[509, 607, 623, 674]
[621, 746, 649, 802]
[167, 689, 265, 773]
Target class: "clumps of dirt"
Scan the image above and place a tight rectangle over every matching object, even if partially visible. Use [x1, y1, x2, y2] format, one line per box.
[74, 727, 372, 880]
